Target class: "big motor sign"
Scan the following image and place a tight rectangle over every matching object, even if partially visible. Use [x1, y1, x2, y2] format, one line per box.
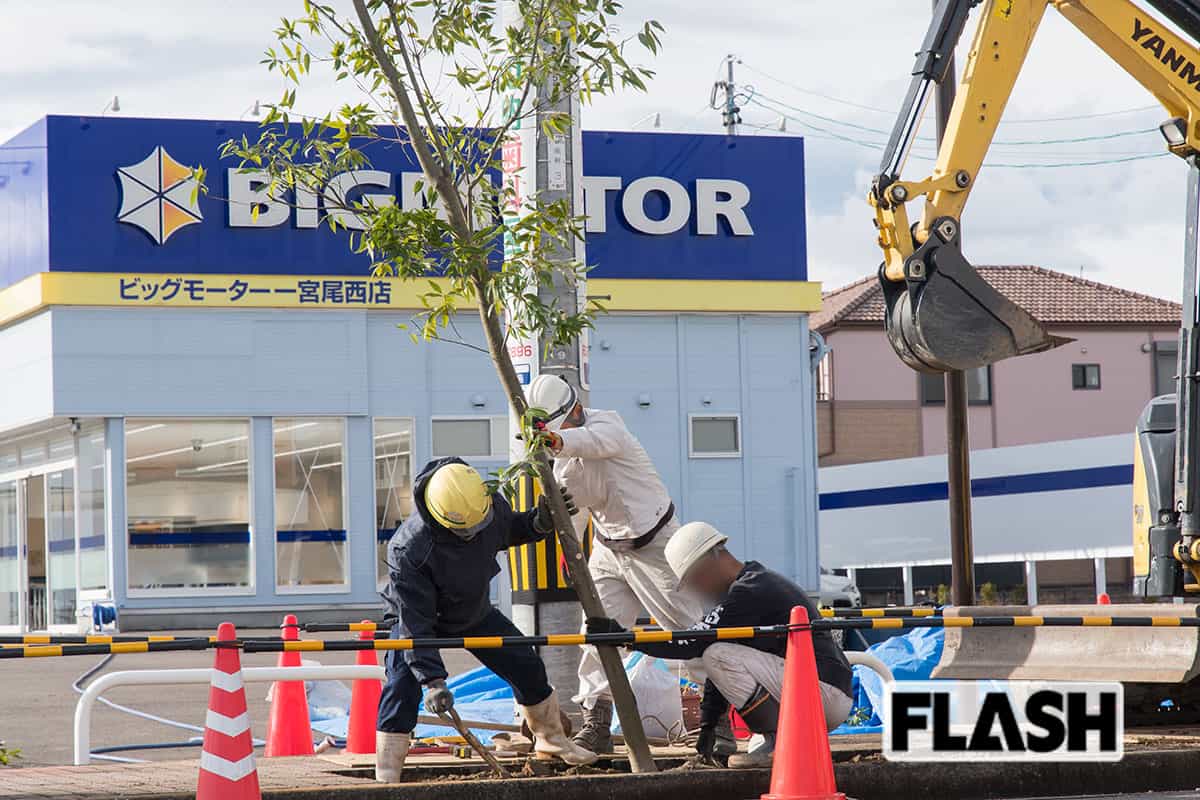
[2, 117, 807, 285]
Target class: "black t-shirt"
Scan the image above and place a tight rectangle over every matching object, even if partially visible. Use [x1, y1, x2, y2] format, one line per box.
[634, 561, 853, 724]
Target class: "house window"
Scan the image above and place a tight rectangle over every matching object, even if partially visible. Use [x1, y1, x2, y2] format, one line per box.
[431, 417, 507, 459]
[815, 351, 832, 402]
[125, 419, 252, 594]
[689, 415, 742, 458]
[1154, 340, 1179, 396]
[375, 419, 415, 585]
[919, 366, 992, 406]
[274, 418, 347, 590]
[1071, 363, 1101, 390]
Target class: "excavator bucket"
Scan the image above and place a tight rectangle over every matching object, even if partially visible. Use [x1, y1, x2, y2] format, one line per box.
[880, 236, 1070, 373]
[934, 604, 1200, 723]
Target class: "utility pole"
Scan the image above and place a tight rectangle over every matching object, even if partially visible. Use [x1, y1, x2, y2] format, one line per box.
[931, 0, 975, 607]
[500, 3, 656, 773]
[711, 55, 742, 135]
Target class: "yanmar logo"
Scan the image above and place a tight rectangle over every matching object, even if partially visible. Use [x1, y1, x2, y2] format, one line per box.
[116, 146, 203, 245]
[1132, 18, 1200, 89]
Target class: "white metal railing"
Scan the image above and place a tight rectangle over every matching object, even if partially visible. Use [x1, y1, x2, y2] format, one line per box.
[846, 651, 895, 684]
[73, 664, 384, 765]
[74, 656, 895, 765]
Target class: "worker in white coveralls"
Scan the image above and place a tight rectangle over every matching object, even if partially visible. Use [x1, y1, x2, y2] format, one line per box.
[591, 521, 854, 768]
[525, 374, 734, 754]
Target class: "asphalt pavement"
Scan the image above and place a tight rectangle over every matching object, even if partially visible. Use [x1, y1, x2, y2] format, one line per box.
[0, 628, 479, 767]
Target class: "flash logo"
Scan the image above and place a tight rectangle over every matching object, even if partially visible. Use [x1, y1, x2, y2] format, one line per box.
[116, 146, 203, 245]
[884, 680, 1122, 763]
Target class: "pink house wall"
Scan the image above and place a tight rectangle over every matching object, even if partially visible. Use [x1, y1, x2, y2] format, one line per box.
[825, 325, 1177, 457]
[992, 327, 1174, 447]
[828, 328, 919, 402]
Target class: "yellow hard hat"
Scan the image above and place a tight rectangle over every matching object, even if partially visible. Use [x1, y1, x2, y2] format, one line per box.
[425, 463, 494, 537]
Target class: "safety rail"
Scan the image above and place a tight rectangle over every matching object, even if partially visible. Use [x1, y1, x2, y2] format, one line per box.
[4, 614, 1200, 660]
[73, 664, 384, 766]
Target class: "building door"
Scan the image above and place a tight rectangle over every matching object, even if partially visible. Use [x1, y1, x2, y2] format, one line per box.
[0, 481, 18, 630]
[1, 471, 78, 633]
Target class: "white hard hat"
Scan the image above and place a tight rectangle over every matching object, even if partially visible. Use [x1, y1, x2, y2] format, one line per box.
[665, 522, 729, 583]
[526, 374, 578, 432]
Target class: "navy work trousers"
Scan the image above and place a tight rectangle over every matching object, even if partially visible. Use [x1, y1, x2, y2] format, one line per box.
[376, 607, 553, 733]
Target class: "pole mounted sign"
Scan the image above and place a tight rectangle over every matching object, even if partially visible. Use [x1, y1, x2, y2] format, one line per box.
[0, 116, 807, 290]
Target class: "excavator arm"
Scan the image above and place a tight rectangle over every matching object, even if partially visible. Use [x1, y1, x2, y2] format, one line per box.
[873, 0, 1200, 591]
[870, 0, 1200, 374]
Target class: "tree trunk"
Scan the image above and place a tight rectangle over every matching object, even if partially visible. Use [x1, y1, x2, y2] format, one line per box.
[472, 275, 658, 774]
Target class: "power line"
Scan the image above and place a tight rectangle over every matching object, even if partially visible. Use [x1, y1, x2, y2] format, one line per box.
[743, 107, 1173, 169]
[750, 93, 1158, 146]
[740, 61, 1162, 125]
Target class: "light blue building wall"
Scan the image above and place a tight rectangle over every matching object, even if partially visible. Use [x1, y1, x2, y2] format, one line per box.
[0, 305, 818, 628]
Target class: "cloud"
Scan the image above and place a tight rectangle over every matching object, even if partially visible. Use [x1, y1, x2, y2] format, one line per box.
[0, 0, 1190, 303]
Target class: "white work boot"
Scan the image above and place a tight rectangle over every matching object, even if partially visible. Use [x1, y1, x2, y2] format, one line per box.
[522, 691, 599, 766]
[374, 731, 411, 783]
[728, 733, 775, 769]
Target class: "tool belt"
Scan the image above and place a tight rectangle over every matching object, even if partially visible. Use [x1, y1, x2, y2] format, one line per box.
[594, 503, 675, 553]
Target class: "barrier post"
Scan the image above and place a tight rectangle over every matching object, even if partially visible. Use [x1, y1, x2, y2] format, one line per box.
[264, 614, 314, 756]
[197, 622, 260, 800]
[762, 606, 844, 800]
[345, 622, 384, 754]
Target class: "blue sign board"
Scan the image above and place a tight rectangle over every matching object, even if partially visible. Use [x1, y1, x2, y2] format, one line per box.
[0, 116, 806, 289]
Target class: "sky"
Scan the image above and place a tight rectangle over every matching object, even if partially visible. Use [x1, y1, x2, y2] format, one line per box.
[0, 0, 1189, 301]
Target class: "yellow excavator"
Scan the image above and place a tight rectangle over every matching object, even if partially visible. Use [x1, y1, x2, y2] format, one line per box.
[870, 0, 1200, 719]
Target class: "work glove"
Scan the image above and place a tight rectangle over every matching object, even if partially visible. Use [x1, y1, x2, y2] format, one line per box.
[423, 679, 454, 715]
[694, 725, 720, 766]
[534, 491, 576, 533]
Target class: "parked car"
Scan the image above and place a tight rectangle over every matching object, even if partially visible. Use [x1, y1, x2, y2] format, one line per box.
[819, 567, 861, 608]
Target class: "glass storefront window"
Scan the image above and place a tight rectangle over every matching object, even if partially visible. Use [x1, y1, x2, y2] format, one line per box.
[126, 419, 252, 593]
[0, 482, 17, 627]
[374, 419, 414, 584]
[275, 419, 347, 589]
[46, 470, 75, 626]
[77, 427, 107, 593]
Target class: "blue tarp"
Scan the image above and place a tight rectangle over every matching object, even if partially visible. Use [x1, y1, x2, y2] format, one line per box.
[307, 628, 946, 741]
[309, 666, 516, 744]
[831, 627, 944, 735]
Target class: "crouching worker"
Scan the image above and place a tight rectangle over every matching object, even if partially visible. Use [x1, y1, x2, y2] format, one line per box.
[588, 522, 853, 768]
[375, 458, 597, 782]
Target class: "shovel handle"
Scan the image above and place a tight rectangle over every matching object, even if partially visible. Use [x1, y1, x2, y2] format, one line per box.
[440, 708, 510, 778]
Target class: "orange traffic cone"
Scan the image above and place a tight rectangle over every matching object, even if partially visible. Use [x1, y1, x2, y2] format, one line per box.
[1098, 592, 1111, 605]
[264, 614, 314, 756]
[345, 621, 383, 754]
[761, 606, 844, 800]
[197, 622, 261, 800]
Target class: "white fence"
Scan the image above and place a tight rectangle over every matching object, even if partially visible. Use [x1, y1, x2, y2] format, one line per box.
[820, 435, 1134, 570]
[73, 664, 384, 765]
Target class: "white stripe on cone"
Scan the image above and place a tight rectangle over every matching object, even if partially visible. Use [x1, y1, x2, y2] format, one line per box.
[204, 709, 252, 738]
[200, 751, 258, 782]
[210, 669, 245, 693]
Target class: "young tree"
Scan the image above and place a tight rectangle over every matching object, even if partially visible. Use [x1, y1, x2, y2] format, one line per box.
[217, 0, 664, 772]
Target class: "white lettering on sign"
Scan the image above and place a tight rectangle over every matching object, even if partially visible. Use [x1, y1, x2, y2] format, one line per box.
[226, 170, 290, 228]
[324, 170, 395, 230]
[582, 176, 622, 233]
[696, 178, 754, 236]
[621, 176, 690, 235]
[227, 169, 755, 236]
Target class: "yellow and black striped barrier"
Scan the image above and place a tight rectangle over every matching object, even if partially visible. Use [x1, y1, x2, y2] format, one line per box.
[3, 614, 1200, 658]
[303, 607, 943, 633]
[0, 634, 208, 646]
[818, 607, 941, 619]
[0, 637, 212, 660]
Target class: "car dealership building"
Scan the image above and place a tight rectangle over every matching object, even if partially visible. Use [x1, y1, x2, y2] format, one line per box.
[0, 115, 820, 631]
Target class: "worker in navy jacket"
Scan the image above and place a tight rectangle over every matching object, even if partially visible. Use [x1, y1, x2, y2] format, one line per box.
[374, 457, 596, 782]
